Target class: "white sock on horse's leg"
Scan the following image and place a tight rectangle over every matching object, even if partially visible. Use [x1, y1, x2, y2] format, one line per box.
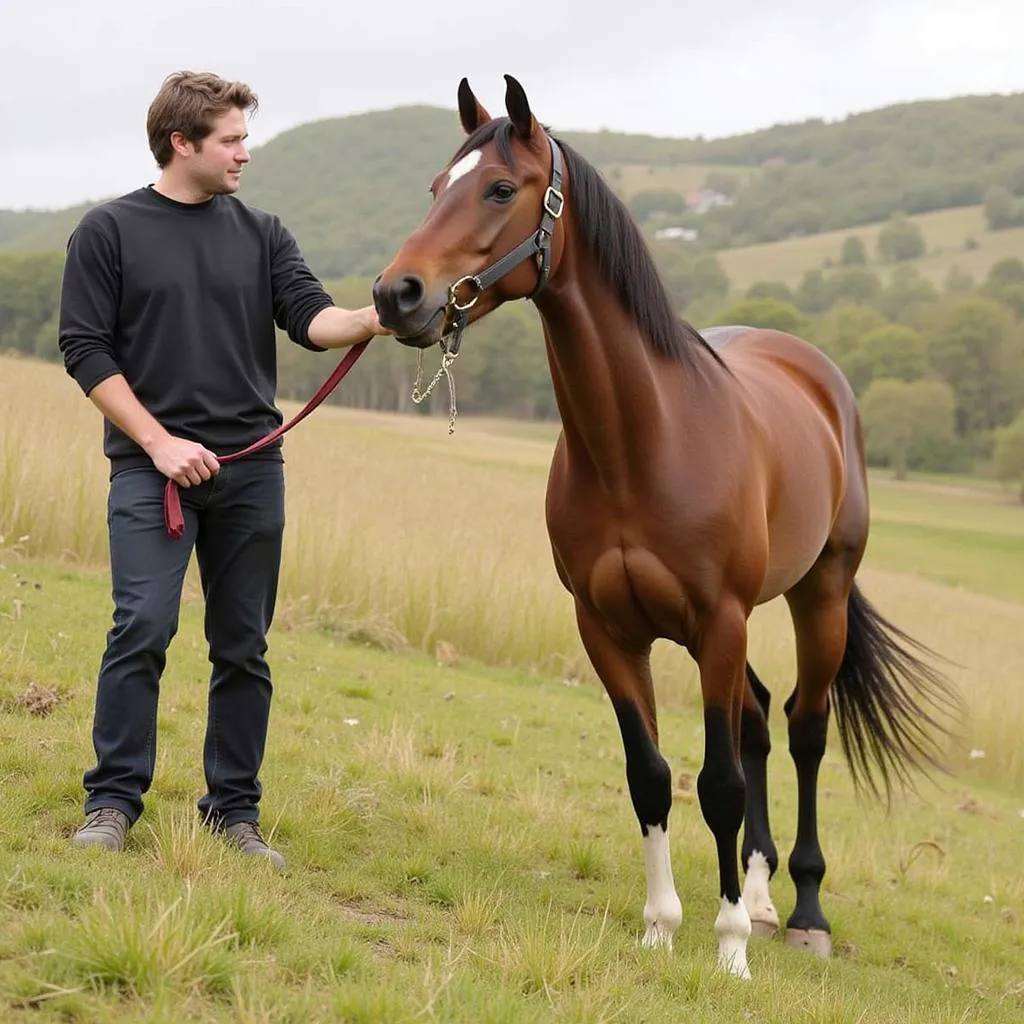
[641, 823, 682, 949]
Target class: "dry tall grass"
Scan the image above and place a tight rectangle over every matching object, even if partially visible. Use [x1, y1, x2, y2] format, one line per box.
[2, 355, 1020, 785]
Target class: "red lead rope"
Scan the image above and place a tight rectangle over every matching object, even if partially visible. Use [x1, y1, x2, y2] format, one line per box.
[163, 338, 371, 539]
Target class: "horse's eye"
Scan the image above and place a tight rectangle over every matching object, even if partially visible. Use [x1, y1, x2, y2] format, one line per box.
[488, 182, 517, 203]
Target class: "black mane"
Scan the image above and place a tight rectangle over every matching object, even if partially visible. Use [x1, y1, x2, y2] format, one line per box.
[449, 118, 721, 368]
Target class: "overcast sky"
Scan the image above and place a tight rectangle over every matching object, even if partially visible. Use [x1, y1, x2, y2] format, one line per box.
[4, 0, 1023, 210]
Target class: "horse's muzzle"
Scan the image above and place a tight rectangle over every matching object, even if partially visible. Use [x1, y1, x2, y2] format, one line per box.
[373, 273, 444, 347]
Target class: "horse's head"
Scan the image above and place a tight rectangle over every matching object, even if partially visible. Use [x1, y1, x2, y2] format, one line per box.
[373, 75, 565, 349]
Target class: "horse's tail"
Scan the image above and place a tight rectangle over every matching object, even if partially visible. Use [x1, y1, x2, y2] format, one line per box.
[832, 582, 963, 804]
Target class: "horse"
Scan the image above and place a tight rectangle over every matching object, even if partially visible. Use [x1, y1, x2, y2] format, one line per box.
[371, 75, 962, 981]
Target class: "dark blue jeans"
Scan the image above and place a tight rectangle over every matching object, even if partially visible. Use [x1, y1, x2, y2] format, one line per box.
[83, 459, 285, 828]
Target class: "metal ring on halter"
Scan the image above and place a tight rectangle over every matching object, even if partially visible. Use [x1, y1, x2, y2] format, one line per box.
[449, 275, 483, 312]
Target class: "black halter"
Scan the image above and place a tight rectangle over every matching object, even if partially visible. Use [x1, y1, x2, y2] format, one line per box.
[442, 136, 564, 355]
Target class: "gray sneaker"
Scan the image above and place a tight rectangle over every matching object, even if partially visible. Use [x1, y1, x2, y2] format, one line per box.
[220, 821, 286, 871]
[72, 807, 131, 851]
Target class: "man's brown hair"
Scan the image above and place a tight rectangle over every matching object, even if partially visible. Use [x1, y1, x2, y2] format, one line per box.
[147, 71, 258, 167]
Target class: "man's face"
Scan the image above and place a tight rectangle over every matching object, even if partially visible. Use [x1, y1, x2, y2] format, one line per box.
[180, 107, 251, 195]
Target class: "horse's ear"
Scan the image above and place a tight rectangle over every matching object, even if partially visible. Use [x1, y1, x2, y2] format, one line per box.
[458, 78, 491, 135]
[503, 74, 536, 140]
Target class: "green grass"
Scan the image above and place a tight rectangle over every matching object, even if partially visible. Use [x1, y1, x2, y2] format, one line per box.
[715, 204, 1024, 291]
[1, 560, 1023, 1022]
[866, 521, 1024, 604]
[865, 474, 1024, 604]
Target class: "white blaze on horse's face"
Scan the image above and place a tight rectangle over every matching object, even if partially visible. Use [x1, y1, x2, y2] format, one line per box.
[445, 149, 482, 190]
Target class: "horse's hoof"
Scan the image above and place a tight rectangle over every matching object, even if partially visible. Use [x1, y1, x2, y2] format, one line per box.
[640, 925, 674, 951]
[750, 919, 778, 939]
[785, 928, 832, 957]
[718, 950, 752, 981]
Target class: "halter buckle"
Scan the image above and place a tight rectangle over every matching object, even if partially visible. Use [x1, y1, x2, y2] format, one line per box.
[543, 187, 564, 219]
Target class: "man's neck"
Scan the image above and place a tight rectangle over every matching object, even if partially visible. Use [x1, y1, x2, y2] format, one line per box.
[152, 172, 215, 205]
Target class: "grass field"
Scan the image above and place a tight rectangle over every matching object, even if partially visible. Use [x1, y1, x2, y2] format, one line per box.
[713, 204, 1024, 292]
[603, 163, 760, 200]
[2, 355, 1023, 1021]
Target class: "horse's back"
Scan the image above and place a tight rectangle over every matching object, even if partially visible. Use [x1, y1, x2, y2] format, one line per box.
[699, 325, 858, 435]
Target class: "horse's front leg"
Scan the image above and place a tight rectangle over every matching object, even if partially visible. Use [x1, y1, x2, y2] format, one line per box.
[695, 598, 753, 980]
[575, 602, 682, 950]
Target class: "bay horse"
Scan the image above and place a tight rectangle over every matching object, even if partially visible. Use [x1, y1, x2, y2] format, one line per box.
[371, 76, 961, 981]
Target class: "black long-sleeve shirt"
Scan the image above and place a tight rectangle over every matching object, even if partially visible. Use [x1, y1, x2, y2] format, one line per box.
[58, 185, 335, 473]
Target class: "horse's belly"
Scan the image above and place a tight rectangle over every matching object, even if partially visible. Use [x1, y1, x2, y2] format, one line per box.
[758, 492, 837, 602]
[759, 547, 823, 603]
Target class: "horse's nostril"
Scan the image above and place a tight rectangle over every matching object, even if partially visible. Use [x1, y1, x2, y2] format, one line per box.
[373, 274, 427, 325]
[395, 275, 426, 316]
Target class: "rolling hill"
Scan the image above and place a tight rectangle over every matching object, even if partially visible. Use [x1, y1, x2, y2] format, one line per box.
[3, 91, 1024, 282]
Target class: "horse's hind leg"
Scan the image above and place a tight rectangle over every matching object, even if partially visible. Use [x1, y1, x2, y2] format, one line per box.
[782, 546, 860, 958]
[574, 602, 682, 950]
[740, 663, 781, 937]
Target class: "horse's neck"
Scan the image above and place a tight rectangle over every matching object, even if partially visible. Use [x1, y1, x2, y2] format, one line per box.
[535, 259, 693, 489]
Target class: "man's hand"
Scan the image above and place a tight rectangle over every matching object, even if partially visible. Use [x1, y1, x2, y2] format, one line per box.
[146, 435, 221, 487]
[86, 375, 221, 487]
[359, 305, 393, 338]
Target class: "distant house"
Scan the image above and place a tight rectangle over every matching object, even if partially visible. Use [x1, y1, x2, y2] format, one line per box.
[684, 189, 734, 214]
[654, 226, 699, 242]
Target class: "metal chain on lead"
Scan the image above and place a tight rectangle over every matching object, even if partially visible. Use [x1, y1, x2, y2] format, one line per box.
[411, 341, 459, 434]
[409, 282, 473, 435]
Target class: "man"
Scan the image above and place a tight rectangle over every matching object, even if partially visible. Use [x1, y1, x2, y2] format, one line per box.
[58, 70, 388, 870]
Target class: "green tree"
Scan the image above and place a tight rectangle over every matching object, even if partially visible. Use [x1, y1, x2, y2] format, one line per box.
[795, 269, 831, 313]
[814, 304, 887, 362]
[840, 235, 867, 266]
[929, 297, 1022, 434]
[0, 251, 65, 356]
[841, 324, 928, 395]
[983, 185, 1019, 230]
[877, 264, 939, 321]
[943, 264, 974, 295]
[980, 257, 1024, 318]
[984, 256, 1024, 289]
[994, 412, 1024, 502]
[860, 378, 956, 479]
[652, 245, 730, 311]
[33, 313, 61, 361]
[746, 281, 796, 305]
[825, 267, 884, 307]
[712, 297, 809, 336]
[469, 304, 551, 418]
[876, 213, 926, 263]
